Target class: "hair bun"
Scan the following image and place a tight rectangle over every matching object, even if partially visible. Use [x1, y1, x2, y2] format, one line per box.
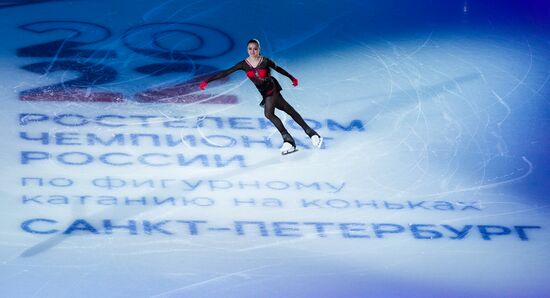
[248, 38, 261, 48]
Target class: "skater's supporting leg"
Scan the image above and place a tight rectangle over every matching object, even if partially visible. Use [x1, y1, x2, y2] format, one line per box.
[264, 94, 295, 146]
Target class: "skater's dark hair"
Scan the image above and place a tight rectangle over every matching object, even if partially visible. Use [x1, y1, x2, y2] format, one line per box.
[247, 38, 260, 48]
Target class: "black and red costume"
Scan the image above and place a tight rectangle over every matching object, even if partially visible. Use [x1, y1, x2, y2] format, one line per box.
[204, 56, 292, 102]
[203, 56, 319, 147]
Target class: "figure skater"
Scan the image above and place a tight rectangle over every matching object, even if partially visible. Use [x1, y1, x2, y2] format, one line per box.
[199, 38, 322, 155]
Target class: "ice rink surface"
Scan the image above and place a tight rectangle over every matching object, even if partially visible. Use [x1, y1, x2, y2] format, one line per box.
[1, 0, 549, 297]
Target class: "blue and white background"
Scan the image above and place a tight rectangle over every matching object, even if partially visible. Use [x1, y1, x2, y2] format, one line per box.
[0, 0, 549, 297]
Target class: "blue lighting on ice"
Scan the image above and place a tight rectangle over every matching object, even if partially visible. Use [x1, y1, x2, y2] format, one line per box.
[0, 0, 549, 297]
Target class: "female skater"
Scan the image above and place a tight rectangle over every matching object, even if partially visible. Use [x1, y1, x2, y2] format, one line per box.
[199, 39, 322, 155]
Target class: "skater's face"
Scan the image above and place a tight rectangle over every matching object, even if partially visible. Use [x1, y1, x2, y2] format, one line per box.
[247, 42, 260, 58]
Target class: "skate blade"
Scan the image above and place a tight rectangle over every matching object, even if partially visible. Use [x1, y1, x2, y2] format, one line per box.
[281, 148, 298, 155]
[315, 137, 323, 148]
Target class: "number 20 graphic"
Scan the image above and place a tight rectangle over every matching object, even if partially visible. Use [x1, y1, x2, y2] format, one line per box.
[17, 20, 238, 104]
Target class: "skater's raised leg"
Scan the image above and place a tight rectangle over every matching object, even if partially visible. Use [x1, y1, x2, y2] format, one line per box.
[275, 93, 323, 148]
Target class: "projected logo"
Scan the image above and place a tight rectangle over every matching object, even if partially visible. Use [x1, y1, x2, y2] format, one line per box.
[17, 20, 237, 104]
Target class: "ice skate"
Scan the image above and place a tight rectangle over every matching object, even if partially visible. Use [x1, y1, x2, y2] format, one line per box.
[310, 134, 323, 148]
[280, 142, 298, 155]
[305, 128, 323, 149]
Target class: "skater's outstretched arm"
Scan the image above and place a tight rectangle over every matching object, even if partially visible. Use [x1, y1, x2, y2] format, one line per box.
[200, 62, 244, 90]
[266, 58, 298, 86]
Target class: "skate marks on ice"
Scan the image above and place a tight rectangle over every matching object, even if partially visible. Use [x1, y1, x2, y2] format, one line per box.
[334, 73, 481, 107]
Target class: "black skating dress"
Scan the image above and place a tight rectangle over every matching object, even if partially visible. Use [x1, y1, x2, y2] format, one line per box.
[204, 56, 295, 105]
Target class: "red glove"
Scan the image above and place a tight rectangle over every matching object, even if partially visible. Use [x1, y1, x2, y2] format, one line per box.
[291, 77, 298, 87]
[199, 81, 208, 90]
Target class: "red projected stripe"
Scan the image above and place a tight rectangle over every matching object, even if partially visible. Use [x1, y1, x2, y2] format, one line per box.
[19, 86, 238, 104]
[20, 89, 124, 102]
[136, 85, 238, 104]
